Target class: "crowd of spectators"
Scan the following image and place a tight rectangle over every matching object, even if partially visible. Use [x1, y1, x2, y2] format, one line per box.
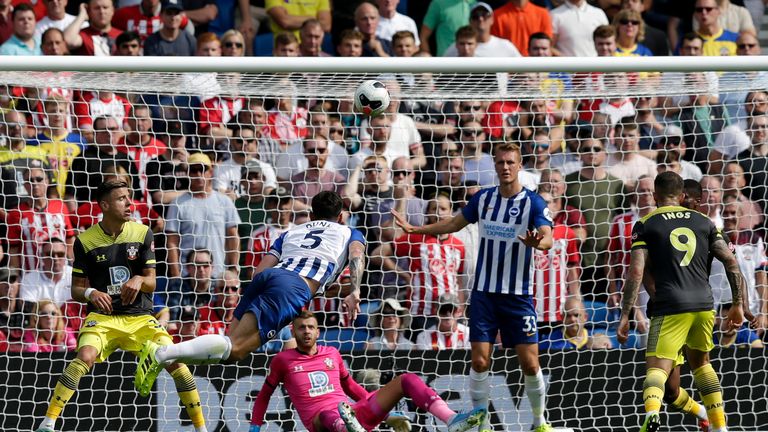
[1, 0, 767, 353]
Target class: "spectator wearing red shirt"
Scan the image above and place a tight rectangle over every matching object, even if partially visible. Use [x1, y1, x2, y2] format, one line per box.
[63, 0, 122, 55]
[0, 0, 13, 44]
[532, 191, 580, 331]
[6, 165, 75, 274]
[74, 89, 131, 131]
[117, 104, 167, 200]
[197, 268, 240, 336]
[539, 168, 587, 245]
[244, 193, 294, 279]
[267, 89, 308, 144]
[490, 0, 552, 56]
[112, 0, 189, 40]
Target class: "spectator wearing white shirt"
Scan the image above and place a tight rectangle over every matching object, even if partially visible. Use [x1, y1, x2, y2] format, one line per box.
[358, 105, 426, 169]
[375, 0, 419, 46]
[35, 0, 80, 39]
[444, 2, 520, 58]
[607, 120, 656, 188]
[20, 237, 72, 307]
[214, 125, 277, 200]
[551, 0, 608, 57]
[416, 294, 470, 350]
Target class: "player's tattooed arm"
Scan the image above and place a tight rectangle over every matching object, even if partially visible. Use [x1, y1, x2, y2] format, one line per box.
[348, 241, 366, 295]
[712, 238, 745, 306]
[621, 248, 648, 317]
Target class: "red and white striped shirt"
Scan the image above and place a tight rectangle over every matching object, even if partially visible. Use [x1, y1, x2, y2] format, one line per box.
[5, 200, 75, 272]
[267, 106, 308, 143]
[533, 224, 580, 323]
[245, 223, 293, 270]
[607, 211, 639, 282]
[74, 91, 131, 130]
[415, 324, 470, 350]
[393, 233, 465, 316]
[199, 96, 245, 133]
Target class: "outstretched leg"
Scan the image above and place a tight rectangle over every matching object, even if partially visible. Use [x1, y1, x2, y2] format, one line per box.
[36, 346, 98, 432]
[664, 366, 709, 430]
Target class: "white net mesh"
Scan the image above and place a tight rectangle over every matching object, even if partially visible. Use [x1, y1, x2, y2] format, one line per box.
[0, 60, 767, 432]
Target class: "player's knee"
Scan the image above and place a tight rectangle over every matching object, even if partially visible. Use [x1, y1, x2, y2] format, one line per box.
[227, 345, 249, 362]
[76, 348, 98, 368]
[521, 364, 540, 376]
[471, 357, 490, 373]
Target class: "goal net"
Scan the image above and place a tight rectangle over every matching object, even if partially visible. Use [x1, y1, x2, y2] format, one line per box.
[0, 57, 766, 432]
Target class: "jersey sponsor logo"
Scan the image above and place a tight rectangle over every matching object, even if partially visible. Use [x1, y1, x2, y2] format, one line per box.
[127, 245, 139, 260]
[543, 207, 553, 223]
[107, 266, 130, 295]
[307, 371, 334, 397]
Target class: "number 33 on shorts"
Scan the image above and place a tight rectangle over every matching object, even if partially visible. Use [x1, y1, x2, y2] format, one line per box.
[522, 316, 537, 337]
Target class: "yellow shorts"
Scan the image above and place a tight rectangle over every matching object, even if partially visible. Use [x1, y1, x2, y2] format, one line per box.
[647, 310, 716, 362]
[77, 313, 173, 363]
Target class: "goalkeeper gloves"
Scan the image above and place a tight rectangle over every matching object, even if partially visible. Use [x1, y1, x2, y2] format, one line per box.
[385, 411, 412, 432]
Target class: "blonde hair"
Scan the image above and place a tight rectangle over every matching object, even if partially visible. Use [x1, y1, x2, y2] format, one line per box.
[30, 299, 66, 346]
[613, 9, 645, 43]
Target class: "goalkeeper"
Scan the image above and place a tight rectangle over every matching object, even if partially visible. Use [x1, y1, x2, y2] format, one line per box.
[249, 311, 486, 432]
[35, 181, 207, 432]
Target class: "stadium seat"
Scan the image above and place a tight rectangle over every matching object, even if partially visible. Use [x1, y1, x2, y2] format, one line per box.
[584, 300, 618, 329]
[605, 328, 644, 349]
[254, 33, 274, 56]
[355, 300, 381, 328]
[320, 328, 369, 352]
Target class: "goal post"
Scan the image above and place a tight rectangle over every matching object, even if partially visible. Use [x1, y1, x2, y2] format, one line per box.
[0, 56, 766, 432]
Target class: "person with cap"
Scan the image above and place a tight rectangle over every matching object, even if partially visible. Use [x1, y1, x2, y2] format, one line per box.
[165, 152, 241, 281]
[143, 0, 196, 56]
[550, 0, 608, 57]
[113, 0, 191, 41]
[444, 3, 520, 58]
[366, 297, 414, 351]
[415, 293, 470, 350]
[653, 125, 703, 181]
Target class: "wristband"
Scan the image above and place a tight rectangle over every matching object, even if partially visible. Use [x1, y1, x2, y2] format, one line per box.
[84, 288, 96, 301]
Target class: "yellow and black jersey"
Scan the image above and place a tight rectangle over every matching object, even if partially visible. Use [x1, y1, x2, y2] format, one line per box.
[73, 221, 156, 316]
[631, 206, 721, 317]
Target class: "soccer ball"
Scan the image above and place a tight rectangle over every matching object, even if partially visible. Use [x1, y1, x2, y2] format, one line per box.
[354, 80, 391, 117]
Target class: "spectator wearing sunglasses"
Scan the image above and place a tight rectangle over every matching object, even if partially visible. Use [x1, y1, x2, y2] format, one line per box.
[19, 237, 72, 306]
[220, 29, 245, 56]
[692, 0, 755, 36]
[197, 268, 241, 336]
[143, 0, 195, 56]
[550, 0, 608, 57]
[683, 0, 738, 57]
[612, 9, 652, 57]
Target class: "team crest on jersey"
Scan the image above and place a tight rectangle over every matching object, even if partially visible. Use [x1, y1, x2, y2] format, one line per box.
[509, 207, 520, 217]
[127, 245, 139, 260]
[324, 358, 334, 369]
[631, 232, 638, 241]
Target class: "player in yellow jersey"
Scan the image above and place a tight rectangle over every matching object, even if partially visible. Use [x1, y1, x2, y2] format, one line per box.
[618, 171, 745, 432]
[35, 180, 208, 432]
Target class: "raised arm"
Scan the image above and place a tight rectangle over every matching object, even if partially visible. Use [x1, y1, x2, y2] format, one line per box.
[392, 209, 468, 236]
[711, 238, 747, 328]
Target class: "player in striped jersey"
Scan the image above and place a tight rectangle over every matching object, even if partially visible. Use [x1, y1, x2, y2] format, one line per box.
[394, 142, 555, 432]
[134, 191, 366, 393]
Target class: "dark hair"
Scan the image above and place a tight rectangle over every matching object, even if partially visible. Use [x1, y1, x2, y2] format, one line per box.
[681, 32, 704, 45]
[274, 31, 299, 48]
[654, 171, 684, 199]
[41, 27, 64, 42]
[528, 32, 552, 48]
[92, 115, 114, 130]
[116, 31, 141, 47]
[455, 25, 477, 41]
[339, 29, 364, 42]
[311, 191, 343, 220]
[187, 248, 212, 265]
[95, 180, 129, 203]
[593, 24, 616, 40]
[683, 179, 702, 205]
[615, 117, 639, 132]
[12, 3, 35, 20]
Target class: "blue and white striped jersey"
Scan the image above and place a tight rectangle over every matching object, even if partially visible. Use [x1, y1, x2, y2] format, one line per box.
[268, 220, 365, 294]
[462, 187, 553, 296]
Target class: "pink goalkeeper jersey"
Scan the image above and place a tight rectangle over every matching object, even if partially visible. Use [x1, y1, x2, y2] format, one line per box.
[257, 345, 361, 431]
